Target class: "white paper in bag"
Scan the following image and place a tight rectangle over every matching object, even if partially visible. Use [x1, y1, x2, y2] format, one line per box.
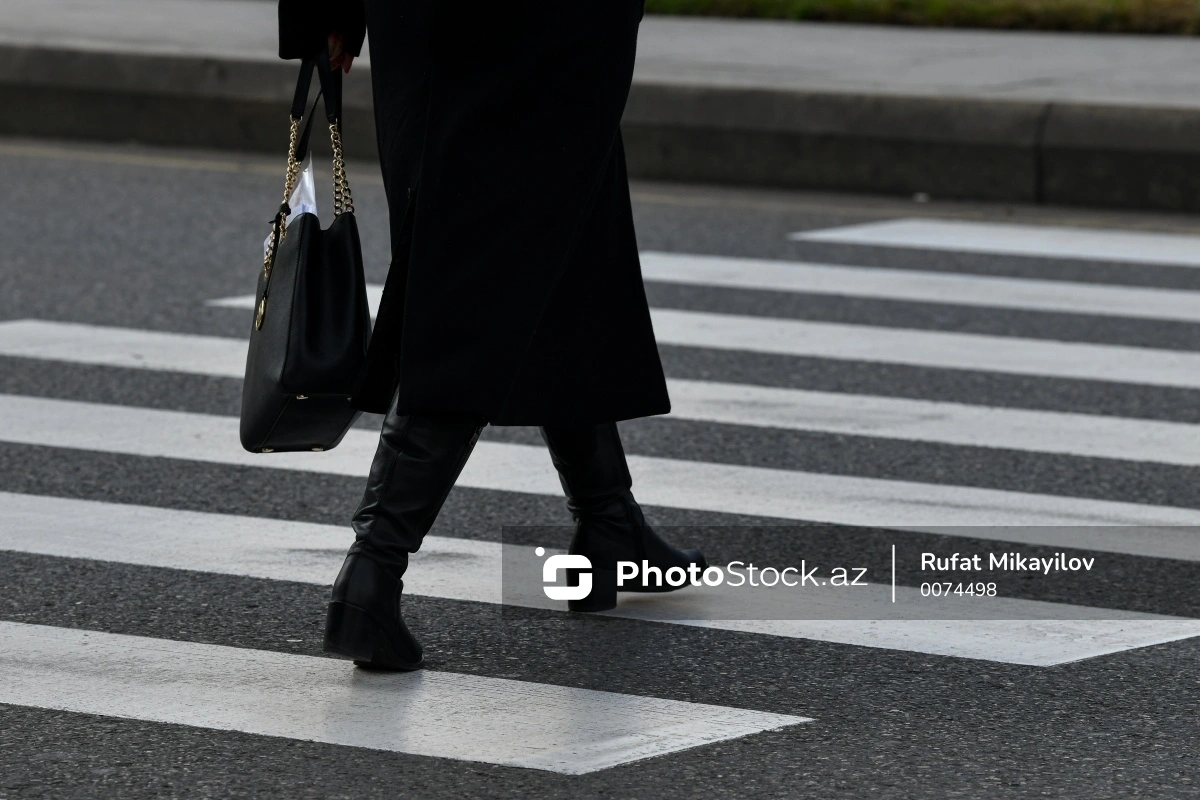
[263, 153, 319, 258]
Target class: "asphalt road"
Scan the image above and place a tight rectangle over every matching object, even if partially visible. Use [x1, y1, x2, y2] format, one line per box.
[0, 138, 1198, 798]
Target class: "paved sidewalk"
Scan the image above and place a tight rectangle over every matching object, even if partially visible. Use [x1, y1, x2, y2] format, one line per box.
[640, 18, 1200, 108]
[5, 0, 1200, 209]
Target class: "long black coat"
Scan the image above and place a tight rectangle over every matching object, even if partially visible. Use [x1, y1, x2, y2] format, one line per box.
[278, 0, 670, 426]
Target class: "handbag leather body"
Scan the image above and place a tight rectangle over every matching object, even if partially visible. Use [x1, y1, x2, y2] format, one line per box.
[240, 55, 372, 453]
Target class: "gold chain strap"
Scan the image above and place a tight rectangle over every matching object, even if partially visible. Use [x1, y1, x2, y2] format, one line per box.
[281, 116, 303, 219]
[330, 120, 354, 216]
[256, 116, 302, 330]
[262, 116, 303, 279]
[257, 114, 353, 331]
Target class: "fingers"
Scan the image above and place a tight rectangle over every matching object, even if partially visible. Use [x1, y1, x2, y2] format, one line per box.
[327, 33, 353, 73]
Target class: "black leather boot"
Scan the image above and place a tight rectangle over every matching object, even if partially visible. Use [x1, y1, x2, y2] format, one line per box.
[324, 404, 485, 670]
[539, 422, 706, 612]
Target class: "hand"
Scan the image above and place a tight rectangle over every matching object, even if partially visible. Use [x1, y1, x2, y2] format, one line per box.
[328, 33, 354, 73]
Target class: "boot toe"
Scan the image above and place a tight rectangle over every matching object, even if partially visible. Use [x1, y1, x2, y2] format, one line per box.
[682, 548, 707, 570]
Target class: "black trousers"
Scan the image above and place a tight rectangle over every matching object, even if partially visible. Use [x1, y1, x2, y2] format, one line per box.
[348, 390, 634, 578]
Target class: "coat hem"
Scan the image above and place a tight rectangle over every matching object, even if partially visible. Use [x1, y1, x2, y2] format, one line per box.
[380, 398, 673, 428]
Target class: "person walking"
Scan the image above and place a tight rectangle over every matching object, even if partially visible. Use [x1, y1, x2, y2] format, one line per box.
[278, 0, 706, 671]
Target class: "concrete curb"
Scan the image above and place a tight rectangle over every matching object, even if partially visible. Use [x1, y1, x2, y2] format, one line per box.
[5, 43, 1200, 211]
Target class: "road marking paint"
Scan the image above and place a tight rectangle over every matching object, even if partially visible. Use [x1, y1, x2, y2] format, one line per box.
[647, 309, 1200, 389]
[2, 320, 1196, 466]
[1, 395, 1199, 553]
[0, 621, 808, 773]
[216, 305, 1200, 390]
[791, 218, 1200, 268]
[211, 289, 1200, 388]
[639, 252, 1200, 323]
[0, 320, 246, 375]
[3, 493, 1197, 665]
[666, 379, 1200, 467]
[207, 251, 1200, 323]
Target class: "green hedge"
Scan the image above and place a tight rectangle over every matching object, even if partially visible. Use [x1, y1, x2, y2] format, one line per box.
[644, 0, 1200, 33]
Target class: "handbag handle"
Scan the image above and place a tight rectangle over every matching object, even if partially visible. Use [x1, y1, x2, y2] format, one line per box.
[262, 54, 355, 282]
[286, 53, 354, 217]
[314, 53, 355, 218]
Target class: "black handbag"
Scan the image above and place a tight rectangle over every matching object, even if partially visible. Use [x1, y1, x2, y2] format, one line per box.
[240, 55, 372, 454]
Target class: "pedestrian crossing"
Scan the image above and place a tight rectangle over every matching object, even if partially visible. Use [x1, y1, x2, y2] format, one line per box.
[0, 621, 810, 774]
[209, 250, 1200, 322]
[5, 393, 1200, 542]
[4, 218, 1200, 773]
[791, 218, 1200, 267]
[6, 492, 1196, 666]
[635, 252, 1200, 321]
[207, 296, 1200, 388]
[648, 311, 1200, 388]
[7, 319, 1200, 465]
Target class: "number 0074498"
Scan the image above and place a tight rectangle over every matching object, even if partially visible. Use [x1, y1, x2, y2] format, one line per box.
[920, 582, 997, 597]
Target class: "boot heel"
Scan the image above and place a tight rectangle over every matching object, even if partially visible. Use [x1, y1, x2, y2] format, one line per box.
[323, 600, 424, 670]
[323, 600, 382, 662]
[568, 566, 617, 613]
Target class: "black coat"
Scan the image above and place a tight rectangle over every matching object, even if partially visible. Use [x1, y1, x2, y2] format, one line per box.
[278, 0, 670, 426]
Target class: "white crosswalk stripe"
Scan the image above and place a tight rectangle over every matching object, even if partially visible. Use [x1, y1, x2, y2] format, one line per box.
[649, 310, 1200, 388]
[3, 492, 1197, 666]
[3, 319, 1198, 465]
[790, 218, 1200, 267]
[641, 251, 1200, 322]
[668, 381, 1200, 467]
[205, 251, 1200, 323]
[5, 217, 1200, 770]
[3, 394, 1199, 545]
[0, 621, 810, 774]
[206, 296, 1200, 389]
